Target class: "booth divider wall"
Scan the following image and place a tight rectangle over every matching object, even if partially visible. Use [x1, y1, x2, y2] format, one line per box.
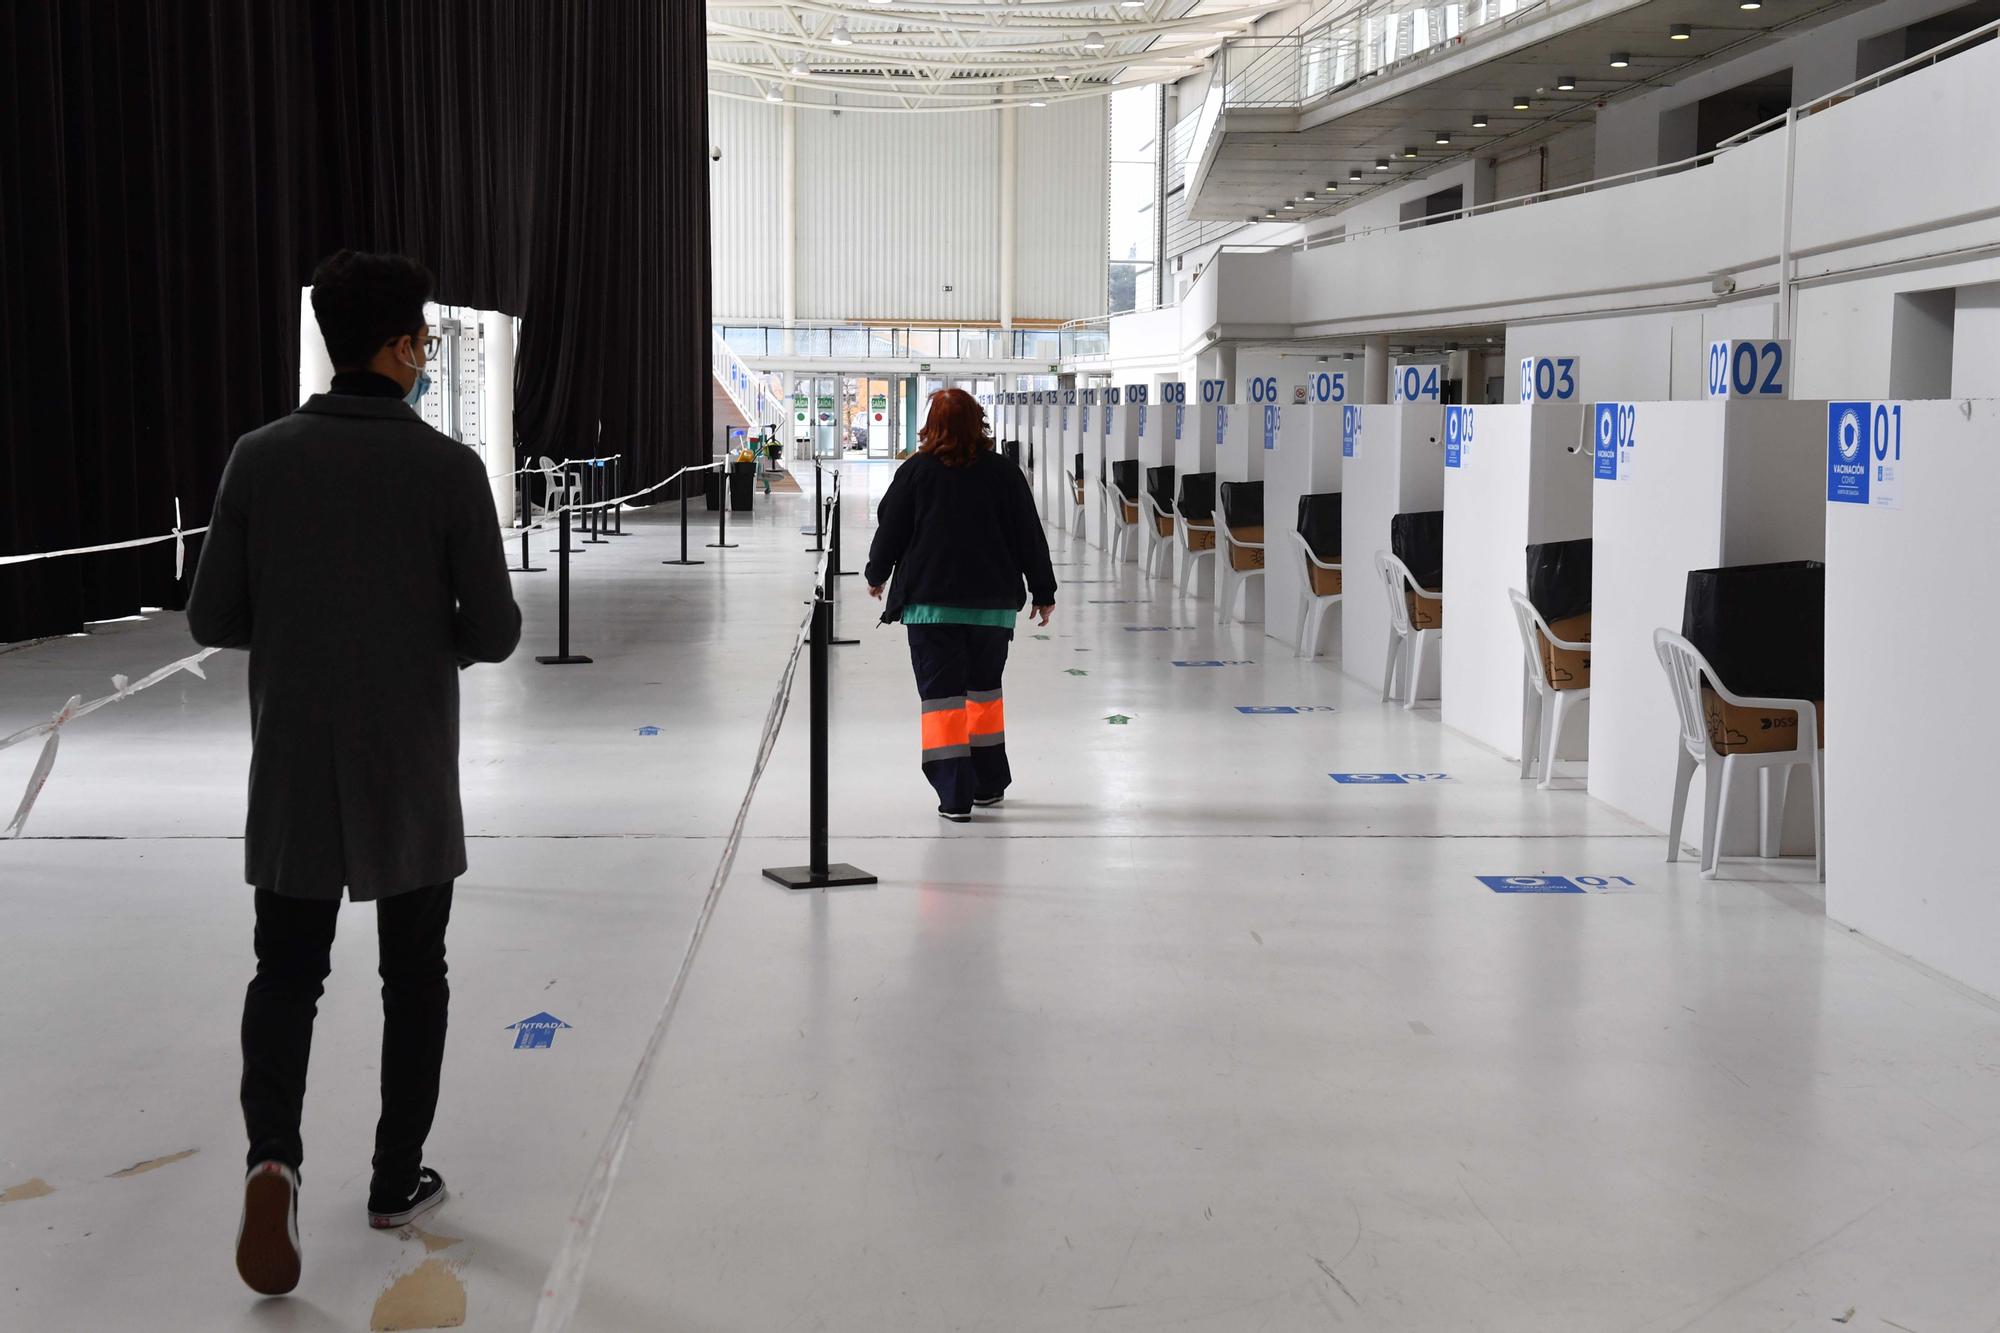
[1825, 398, 2000, 997]
[1177, 396, 1226, 597]
[1215, 401, 1267, 623]
[1082, 389, 1108, 549]
[1263, 399, 1343, 653]
[1440, 395, 1591, 760]
[1060, 388, 1085, 535]
[1588, 398, 1827, 858]
[1341, 404, 1445, 694]
[1108, 387, 1143, 564]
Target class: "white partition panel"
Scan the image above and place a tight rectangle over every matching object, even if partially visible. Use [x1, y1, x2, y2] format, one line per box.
[1587, 398, 1826, 858]
[1341, 404, 1445, 693]
[1215, 402, 1268, 622]
[1059, 388, 1084, 534]
[1082, 389, 1108, 549]
[1177, 401, 1225, 598]
[1264, 401, 1342, 653]
[1825, 399, 2000, 995]
[1108, 387, 1143, 564]
[1440, 399, 1591, 759]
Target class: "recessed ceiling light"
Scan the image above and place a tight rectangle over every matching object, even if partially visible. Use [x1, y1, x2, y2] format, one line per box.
[1120, 0, 1146, 7]
[1556, 74, 1577, 90]
[765, 90, 783, 102]
[1302, 191, 1317, 201]
[828, 23, 853, 45]
[1471, 112, 1488, 127]
[1349, 168, 1363, 180]
[1282, 199, 1297, 209]
[1738, 0, 1760, 9]
[1513, 94, 1532, 109]
[1669, 22, 1692, 39]
[1434, 129, 1451, 144]
[1264, 210, 1278, 220]
[1403, 145, 1419, 158]
[1374, 159, 1390, 171]
[1608, 52, 1630, 68]
[1324, 179, 1339, 190]
[1082, 31, 1107, 50]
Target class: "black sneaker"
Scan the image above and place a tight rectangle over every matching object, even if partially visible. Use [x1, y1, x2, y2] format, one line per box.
[973, 793, 1005, 808]
[236, 1160, 301, 1296]
[938, 807, 972, 823]
[367, 1167, 447, 1230]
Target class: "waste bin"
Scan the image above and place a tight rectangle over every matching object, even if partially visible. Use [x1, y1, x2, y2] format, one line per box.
[730, 459, 755, 511]
[703, 467, 724, 510]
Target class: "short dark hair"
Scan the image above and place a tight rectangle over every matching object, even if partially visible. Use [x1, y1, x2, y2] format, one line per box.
[310, 250, 433, 368]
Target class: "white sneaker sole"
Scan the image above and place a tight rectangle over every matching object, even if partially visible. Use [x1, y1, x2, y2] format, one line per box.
[368, 1183, 447, 1231]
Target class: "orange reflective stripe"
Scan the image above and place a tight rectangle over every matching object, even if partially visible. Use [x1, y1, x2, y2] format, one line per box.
[921, 706, 969, 751]
[966, 696, 1005, 738]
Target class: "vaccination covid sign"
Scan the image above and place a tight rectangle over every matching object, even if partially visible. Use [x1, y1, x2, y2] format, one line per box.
[1827, 401, 1904, 509]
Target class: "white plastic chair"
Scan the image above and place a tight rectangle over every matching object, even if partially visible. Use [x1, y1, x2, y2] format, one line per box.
[1176, 503, 1217, 594]
[1653, 629, 1824, 881]
[1291, 531, 1343, 659]
[1375, 551, 1441, 710]
[1142, 491, 1177, 579]
[1217, 522, 1266, 626]
[1509, 590, 1590, 789]
[537, 456, 575, 516]
[1108, 476, 1141, 564]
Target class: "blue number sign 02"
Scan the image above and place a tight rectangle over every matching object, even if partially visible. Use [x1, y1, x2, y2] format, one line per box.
[1707, 340, 1789, 398]
[1593, 402, 1636, 481]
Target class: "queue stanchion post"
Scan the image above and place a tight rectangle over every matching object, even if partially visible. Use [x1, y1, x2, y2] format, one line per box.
[708, 461, 737, 550]
[557, 464, 584, 554]
[535, 509, 593, 666]
[585, 460, 609, 544]
[512, 468, 545, 573]
[610, 457, 629, 536]
[806, 462, 825, 552]
[829, 478, 854, 577]
[762, 589, 876, 890]
[663, 466, 704, 566]
[826, 492, 858, 647]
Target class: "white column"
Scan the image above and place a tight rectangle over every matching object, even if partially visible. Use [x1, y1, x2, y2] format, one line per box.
[782, 98, 798, 357]
[481, 311, 518, 524]
[1000, 100, 1017, 332]
[1362, 334, 1390, 404]
[299, 286, 334, 404]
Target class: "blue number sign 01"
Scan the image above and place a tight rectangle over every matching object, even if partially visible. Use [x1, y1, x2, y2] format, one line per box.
[1444, 405, 1474, 469]
[1827, 401, 1904, 508]
[1707, 340, 1788, 398]
[1342, 405, 1362, 458]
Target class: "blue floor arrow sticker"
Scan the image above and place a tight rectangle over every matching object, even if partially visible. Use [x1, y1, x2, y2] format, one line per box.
[1329, 772, 1450, 783]
[507, 1012, 573, 1049]
[1477, 875, 1639, 893]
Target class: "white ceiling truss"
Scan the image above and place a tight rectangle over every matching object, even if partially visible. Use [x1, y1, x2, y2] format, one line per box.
[708, 1, 1302, 112]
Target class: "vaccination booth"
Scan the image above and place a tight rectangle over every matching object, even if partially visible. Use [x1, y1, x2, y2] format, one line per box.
[1340, 394, 1445, 701]
[1173, 380, 1228, 599]
[1263, 371, 1346, 655]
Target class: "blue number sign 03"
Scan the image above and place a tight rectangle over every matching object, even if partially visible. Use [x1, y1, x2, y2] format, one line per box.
[1444, 405, 1474, 469]
[1518, 356, 1579, 403]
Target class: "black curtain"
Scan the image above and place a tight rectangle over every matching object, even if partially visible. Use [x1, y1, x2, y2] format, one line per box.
[0, 0, 711, 643]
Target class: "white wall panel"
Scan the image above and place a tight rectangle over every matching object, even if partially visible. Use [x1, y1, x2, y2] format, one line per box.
[1016, 98, 1109, 323]
[797, 110, 1000, 323]
[708, 96, 785, 322]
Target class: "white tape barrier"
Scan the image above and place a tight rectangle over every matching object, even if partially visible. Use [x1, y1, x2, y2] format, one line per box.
[529, 556, 827, 1333]
[0, 647, 220, 837]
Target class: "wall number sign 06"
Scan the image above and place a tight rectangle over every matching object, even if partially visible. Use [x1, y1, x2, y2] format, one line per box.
[1248, 375, 1281, 404]
[1707, 339, 1790, 398]
[1393, 365, 1441, 403]
[1518, 356, 1579, 403]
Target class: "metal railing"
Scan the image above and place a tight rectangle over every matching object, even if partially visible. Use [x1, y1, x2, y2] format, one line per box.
[716, 322, 1089, 366]
[711, 329, 783, 424]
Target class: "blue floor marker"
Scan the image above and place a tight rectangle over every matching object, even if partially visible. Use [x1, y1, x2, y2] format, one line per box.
[507, 1012, 574, 1049]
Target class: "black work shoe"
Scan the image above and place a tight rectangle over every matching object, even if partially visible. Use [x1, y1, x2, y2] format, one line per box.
[367, 1167, 447, 1230]
[237, 1160, 302, 1296]
[938, 807, 972, 823]
[973, 793, 1005, 807]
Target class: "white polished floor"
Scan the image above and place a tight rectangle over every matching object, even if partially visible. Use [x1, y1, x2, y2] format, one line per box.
[3, 462, 1997, 1333]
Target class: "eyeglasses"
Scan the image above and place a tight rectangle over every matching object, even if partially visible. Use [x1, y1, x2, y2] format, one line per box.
[418, 334, 441, 360]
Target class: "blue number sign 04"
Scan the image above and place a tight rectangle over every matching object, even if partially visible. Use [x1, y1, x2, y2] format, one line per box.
[1394, 365, 1441, 403]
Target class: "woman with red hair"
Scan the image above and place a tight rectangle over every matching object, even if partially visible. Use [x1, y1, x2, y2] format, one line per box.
[868, 388, 1057, 821]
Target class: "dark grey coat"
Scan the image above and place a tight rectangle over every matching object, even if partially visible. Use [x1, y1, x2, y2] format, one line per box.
[187, 394, 522, 900]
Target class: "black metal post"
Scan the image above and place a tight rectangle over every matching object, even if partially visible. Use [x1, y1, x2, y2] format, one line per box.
[610, 457, 629, 535]
[513, 467, 545, 573]
[806, 462, 825, 551]
[708, 462, 737, 549]
[762, 592, 876, 890]
[535, 510, 593, 665]
[830, 481, 854, 576]
[663, 467, 704, 566]
[585, 460, 609, 543]
[557, 464, 583, 554]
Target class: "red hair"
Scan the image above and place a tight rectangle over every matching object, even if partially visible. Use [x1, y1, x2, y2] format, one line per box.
[918, 388, 992, 468]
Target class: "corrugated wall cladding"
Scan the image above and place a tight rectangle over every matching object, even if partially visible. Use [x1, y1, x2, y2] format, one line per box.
[798, 110, 1000, 323]
[1015, 97, 1108, 323]
[709, 96, 785, 321]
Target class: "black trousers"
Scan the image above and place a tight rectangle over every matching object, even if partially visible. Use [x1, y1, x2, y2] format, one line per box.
[241, 883, 453, 1194]
[907, 623, 1012, 811]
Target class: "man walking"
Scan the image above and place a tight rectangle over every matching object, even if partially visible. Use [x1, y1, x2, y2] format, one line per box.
[188, 250, 521, 1296]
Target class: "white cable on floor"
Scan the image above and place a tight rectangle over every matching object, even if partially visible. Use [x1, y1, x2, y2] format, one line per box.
[529, 549, 832, 1333]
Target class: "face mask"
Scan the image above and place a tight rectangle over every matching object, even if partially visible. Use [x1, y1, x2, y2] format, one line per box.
[404, 369, 432, 407]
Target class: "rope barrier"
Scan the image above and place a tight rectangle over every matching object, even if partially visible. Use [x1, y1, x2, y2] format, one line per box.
[529, 556, 825, 1333]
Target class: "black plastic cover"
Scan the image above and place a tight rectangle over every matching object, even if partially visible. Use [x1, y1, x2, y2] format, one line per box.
[1681, 561, 1825, 699]
[1297, 493, 1342, 562]
[1176, 471, 1215, 520]
[1073, 452, 1084, 482]
[1146, 465, 1176, 510]
[1110, 458, 1139, 500]
[1219, 480, 1264, 530]
[1390, 509, 1445, 588]
[1525, 538, 1592, 622]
